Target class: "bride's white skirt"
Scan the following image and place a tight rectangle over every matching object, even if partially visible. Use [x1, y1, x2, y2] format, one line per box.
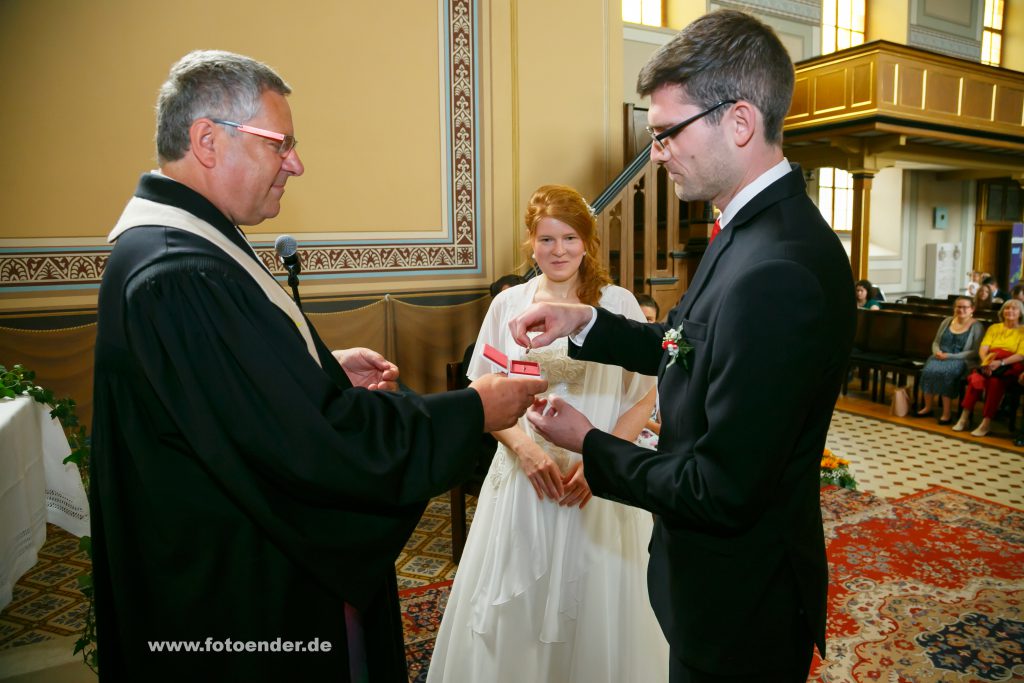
[427, 444, 670, 683]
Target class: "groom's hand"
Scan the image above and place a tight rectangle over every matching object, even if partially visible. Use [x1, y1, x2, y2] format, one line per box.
[508, 302, 594, 349]
[526, 394, 594, 454]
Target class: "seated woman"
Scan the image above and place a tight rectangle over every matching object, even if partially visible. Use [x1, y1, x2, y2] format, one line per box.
[953, 299, 1024, 436]
[913, 297, 984, 424]
[974, 284, 994, 312]
[855, 279, 881, 310]
[982, 275, 1007, 303]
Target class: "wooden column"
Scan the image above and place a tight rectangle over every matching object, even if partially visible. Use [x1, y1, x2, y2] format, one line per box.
[849, 172, 875, 281]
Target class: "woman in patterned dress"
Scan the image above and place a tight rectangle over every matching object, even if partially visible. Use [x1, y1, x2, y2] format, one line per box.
[913, 296, 983, 424]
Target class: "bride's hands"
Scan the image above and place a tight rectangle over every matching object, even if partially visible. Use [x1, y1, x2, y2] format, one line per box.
[559, 460, 592, 509]
[517, 442, 565, 501]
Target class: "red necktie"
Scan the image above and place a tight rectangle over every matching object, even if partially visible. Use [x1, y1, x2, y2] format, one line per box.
[709, 218, 722, 244]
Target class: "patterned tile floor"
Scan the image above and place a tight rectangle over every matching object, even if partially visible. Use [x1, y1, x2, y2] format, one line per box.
[2, 394, 1021, 657]
[828, 408, 1024, 508]
[0, 527, 91, 652]
[395, 495, 472, 590]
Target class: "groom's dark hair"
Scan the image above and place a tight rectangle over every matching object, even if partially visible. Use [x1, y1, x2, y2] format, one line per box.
[637, 10, 794, 145]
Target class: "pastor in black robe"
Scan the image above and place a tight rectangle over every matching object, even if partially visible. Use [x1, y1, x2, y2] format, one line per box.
[91, 173, 484, 681]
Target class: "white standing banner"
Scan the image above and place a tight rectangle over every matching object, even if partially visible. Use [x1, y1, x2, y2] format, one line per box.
[925, 242, 962, 299]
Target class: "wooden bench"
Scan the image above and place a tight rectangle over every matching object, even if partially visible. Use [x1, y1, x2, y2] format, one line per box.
[845, 309, 951, 404]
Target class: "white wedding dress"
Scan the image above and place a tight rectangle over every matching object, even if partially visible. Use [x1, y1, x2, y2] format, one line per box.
[427, 280, 669, 683]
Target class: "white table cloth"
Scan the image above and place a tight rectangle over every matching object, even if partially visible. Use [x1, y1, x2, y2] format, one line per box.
[0, 396, 90, 610]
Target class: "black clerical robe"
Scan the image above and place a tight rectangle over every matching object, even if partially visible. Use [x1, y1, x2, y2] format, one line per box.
[91, 173, 483, 681]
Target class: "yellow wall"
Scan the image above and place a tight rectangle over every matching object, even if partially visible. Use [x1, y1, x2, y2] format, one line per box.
[0, 0, 622, 307]
[912, 174, 971, 283]
[0, 1, 444, 237]
[868, 167, 904, 256]
[1004, 0, 1024, 71]
[484, 0, 623, 278]
[666, 0, 706, 30]
[867, 0, 909, 44]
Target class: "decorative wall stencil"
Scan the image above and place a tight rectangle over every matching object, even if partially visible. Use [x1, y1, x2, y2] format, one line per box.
[0, 0, 479, 292]
[0, 252, 109, 289]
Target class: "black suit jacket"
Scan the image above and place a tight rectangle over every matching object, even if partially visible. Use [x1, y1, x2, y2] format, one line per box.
[574, 166, 855, 674]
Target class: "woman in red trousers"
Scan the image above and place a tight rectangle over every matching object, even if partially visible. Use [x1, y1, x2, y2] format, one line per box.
[953, 299, 1024, 436]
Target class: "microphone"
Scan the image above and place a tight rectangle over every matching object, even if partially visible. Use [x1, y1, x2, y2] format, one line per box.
[275, 234, 300, 272]
[274, 234, 303, 309]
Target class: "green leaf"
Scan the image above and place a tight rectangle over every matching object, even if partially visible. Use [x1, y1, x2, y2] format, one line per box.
[4, 362, 96, 672]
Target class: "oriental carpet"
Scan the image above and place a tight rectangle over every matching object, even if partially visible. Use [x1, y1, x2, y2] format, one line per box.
[399, 487, 1024, 683]
[810, 486, 1023, 682]
[400, 580, 452, 683]
[2, 411, 1023, 683]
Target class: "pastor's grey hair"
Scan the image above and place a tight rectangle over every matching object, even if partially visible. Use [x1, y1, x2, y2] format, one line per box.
[156, 50, 291, 164]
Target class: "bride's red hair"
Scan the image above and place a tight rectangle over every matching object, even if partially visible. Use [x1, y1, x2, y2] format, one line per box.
[523, 184, 611, 306]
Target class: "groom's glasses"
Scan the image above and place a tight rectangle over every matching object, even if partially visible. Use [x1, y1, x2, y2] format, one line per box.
[646, 100, 737, 154]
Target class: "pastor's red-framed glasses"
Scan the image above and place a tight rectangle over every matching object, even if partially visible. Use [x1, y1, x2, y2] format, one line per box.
[211, 118, 297, 157]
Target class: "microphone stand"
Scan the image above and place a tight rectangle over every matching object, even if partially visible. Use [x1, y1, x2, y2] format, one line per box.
[275, 234, 304, 312]
[285, 261, 303, 311]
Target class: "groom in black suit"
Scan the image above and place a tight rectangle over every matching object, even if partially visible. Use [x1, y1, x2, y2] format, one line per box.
[511, 10, 855, 683]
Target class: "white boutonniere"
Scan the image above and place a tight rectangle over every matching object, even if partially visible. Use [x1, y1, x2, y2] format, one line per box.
[661, 323, 695, 369]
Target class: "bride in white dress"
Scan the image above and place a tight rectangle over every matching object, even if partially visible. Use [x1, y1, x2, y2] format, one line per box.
[427, 185, 669, 683]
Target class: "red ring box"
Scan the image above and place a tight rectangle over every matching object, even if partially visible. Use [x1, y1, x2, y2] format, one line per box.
[482, 343, 541, 377]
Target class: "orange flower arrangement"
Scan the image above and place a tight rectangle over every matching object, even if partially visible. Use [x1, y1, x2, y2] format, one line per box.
[821, 448, 857, 490]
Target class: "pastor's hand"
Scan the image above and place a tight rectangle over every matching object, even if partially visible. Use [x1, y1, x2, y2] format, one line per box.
[470, 374, 548, 432]
[332, 348, 400, 391]
[526, 394, 593, 454]
[508, 302, 594, 349]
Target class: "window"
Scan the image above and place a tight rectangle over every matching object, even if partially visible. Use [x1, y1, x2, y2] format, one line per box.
[819, 2, 864, 232]
[622, 0, 663, 27]
[982, 179, 1022, 222]
[818, 168, 854, 231]
[982, 0, 1004, 67]
[822, 0, 866, 55]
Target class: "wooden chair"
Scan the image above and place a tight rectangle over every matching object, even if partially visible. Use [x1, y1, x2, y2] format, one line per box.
[446, 360, 496, 563]
[844, 308, 872, 395]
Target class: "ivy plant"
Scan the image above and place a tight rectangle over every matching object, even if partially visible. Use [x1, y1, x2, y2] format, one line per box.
[1, 364, 97, 673]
